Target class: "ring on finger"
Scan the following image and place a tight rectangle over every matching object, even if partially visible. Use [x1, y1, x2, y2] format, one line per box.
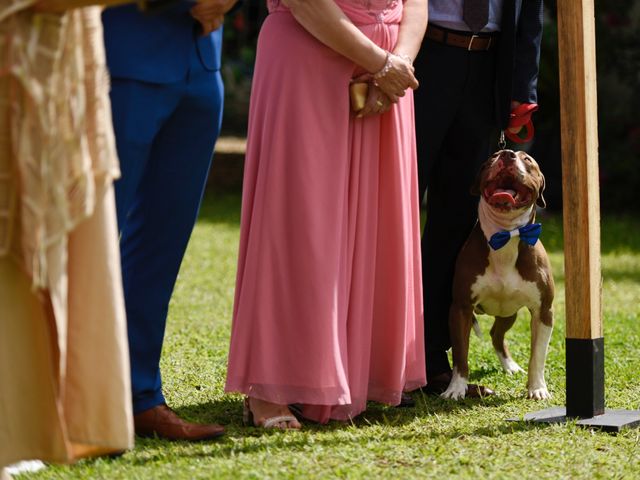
[376, 99, 384, 108]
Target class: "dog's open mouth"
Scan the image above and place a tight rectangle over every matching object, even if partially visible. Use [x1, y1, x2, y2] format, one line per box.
[484, 174, 532, 210]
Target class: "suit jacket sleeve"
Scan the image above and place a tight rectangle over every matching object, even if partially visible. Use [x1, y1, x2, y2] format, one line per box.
[512, 0, 544, 104]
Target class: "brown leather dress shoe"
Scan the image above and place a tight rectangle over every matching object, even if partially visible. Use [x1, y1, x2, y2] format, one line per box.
[134, 404, 225, 441]
[423, 371, 495, 398]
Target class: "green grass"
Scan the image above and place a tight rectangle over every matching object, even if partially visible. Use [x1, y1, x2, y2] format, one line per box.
[23, 193, 640, 479]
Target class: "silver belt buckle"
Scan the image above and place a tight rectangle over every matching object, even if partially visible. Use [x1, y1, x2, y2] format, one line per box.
[468, 34, 480, 51]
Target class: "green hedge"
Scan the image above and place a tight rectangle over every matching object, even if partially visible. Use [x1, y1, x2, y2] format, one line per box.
[532, 0, 640, 212]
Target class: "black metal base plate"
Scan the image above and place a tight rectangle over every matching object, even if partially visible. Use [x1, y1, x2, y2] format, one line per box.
[507, 407, 640, 433]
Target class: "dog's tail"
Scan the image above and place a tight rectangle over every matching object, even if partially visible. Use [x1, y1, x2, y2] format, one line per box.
[472, 317, 483, 338]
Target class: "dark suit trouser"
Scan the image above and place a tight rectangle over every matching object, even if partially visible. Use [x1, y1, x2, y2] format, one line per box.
[110, 46, 224, 414]
[414, 38, 498, 378]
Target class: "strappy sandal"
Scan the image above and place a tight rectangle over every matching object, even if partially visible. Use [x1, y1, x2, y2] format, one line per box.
[243, 397, 301, 429]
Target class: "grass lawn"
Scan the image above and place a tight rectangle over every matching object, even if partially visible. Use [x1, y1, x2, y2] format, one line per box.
[23, 192, 640, 480]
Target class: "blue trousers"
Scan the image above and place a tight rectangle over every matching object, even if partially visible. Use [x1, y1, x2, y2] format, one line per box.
[110, 47, 223, 414]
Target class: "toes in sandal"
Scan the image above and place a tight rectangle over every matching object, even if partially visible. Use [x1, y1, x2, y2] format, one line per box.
[261, 415, 299, 429]
[243, 398, 300, 429]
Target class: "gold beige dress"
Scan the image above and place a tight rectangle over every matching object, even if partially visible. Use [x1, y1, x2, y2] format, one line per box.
[0, 2, 133, 467]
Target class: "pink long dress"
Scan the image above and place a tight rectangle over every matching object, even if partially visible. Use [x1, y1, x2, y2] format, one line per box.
[225, 0, 426, 423]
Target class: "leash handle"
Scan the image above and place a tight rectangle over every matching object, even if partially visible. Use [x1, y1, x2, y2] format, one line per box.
[505, 122, 535, 144]
[504, 103, 538, 144]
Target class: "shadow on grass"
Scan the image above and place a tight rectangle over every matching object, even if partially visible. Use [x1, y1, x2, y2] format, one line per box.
[172, 397, 428, 433]
[410, 389, 512, 413]
[171, 396, 241, 426]
[171, 386, 514, 430]
[166, 392, 518, 442]
[601, 265, 640, 283]
[465, 419, 556, 437]
[116, 401, 551, 465]
[69, 420, 552, 473]
[196, 191, 241, 227]
[59, 395, 554, 471]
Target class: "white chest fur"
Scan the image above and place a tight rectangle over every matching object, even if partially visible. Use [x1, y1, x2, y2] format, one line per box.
[471, 238, 541, 317]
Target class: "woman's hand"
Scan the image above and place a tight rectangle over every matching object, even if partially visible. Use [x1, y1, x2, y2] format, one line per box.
[373, 54, 419, 103]
[357, 83, 393, 118]
[191, 0, 237, 35]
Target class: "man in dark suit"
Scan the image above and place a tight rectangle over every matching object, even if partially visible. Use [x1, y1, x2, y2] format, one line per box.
[413, 0, 544, 395]
[102, 0, 238, 440]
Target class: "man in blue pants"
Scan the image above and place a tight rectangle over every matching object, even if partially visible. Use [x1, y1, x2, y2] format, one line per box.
[103, 0, 238, 441]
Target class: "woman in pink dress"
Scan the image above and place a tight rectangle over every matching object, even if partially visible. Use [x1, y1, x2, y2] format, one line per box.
[226, 0, 428, 428]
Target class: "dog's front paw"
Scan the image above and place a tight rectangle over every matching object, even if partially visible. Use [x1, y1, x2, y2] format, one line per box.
[499, 355, 525, 375]
[440, 369, 468, 401]
[441, 385, 467, 400]
[527, 384, 551, 400]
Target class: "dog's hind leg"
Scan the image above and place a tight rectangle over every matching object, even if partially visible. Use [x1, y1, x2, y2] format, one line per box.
[527, 307, 553, 399]
[490, 314, 524, 374]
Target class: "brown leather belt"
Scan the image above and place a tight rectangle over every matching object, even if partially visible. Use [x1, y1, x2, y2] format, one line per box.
[426, 23, 498, 51]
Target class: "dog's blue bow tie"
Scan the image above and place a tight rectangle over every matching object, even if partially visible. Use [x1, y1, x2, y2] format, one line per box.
[488, 223, 542, 251]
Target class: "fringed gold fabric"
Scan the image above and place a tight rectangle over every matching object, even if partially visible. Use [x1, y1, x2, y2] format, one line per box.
[0, 5, 119, 289]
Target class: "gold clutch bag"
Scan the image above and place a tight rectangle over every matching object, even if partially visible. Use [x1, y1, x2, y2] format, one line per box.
[349, 82, 368, 114]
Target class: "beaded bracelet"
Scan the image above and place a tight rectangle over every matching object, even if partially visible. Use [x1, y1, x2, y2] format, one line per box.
[373, 52, 393, 81]
[398, 54, 413, 66]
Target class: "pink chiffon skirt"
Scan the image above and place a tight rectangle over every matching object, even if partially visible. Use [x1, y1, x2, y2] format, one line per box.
[225, 3, 426, 423]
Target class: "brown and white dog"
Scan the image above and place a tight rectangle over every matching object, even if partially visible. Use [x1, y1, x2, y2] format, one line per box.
[442, 149, 554, 401]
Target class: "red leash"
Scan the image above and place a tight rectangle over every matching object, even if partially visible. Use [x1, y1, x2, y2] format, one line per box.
[505, 103, 538, 144]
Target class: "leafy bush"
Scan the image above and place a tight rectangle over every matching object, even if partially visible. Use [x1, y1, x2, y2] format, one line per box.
[220, 2, 267, 134]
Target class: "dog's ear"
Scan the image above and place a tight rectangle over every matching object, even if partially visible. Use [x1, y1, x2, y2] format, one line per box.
[536, 172, 547, 208]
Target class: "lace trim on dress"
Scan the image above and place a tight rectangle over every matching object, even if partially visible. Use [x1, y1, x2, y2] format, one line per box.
[266, 0, 400, 22]
[358, 0, 399, 22]
[356, 0, 398, 11]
